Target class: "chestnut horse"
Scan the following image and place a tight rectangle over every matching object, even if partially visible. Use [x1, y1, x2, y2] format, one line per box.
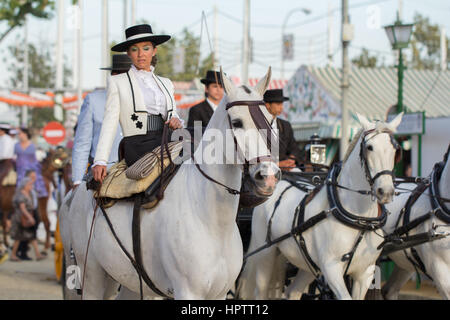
[0, 159, 15, 248]
[38, 147, 72, 250]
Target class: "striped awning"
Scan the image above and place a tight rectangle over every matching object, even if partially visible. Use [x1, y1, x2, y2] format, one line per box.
[305, 65, 450, 119]
[291, 120, 361, 141]
[231, 77, 288, 89]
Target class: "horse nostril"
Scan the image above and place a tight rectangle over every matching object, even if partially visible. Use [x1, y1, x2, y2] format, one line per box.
[377, 188, 384, 196]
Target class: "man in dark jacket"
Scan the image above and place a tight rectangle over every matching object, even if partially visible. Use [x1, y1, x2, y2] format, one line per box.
[187, 70, 224, 130]
[263, 89, 304, 171]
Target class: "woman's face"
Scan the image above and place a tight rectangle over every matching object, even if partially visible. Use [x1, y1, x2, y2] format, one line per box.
[127, 41, 156, 71]
[24, 180, 33, 193]
[18, 130, 29, 142]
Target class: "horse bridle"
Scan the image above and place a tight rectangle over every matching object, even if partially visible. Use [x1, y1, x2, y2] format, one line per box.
[193, 99, 278, 195]
[359, 128, 402, 188]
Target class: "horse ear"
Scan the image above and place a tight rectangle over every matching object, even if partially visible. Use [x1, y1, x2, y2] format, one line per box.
[254, 67, 272, 97]
[356, 113, 371, 130]
[220, 66, 236, 97]
[388, 112, 403, 132]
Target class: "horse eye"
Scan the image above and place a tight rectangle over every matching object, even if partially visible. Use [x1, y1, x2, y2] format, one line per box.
[232, 119, 243, 128]
[367, 145, 373, 151]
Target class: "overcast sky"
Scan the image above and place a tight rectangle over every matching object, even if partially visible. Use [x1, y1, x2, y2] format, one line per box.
[0, 0, 449, 90]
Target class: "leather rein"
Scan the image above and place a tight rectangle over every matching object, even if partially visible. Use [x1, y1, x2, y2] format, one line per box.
[192, 99, 277, 195]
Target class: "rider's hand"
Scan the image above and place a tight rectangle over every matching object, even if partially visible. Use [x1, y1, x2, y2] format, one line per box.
[278, 159, 296, 172]
[93, 165, 107, 183]
[166, 117, 182, 130]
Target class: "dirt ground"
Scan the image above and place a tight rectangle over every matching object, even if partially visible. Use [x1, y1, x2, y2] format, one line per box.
[0, 249, 62, 300]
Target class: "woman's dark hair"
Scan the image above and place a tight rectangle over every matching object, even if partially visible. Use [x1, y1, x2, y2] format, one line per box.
[20, 127, 32, 140]
[151, 55, 157, 67]
[25, 169, 36, 177]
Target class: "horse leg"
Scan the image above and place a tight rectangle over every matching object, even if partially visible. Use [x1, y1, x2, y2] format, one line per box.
[381, 264, 413, 300]
[253, 247, 280, 300]
[428, 259, 450, 299]
[115, 286, 142, 300]
[1, 206, 8, 248]
[285, 270, 315, 300]
[38, 197, 51, 250]
[321, 263, 352, 300]
[351, 265, 376, 300]
[80, 259, 112, 300]
[103, 274, 121, 300]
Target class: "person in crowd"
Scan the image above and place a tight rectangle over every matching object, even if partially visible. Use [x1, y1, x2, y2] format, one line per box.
[15, 169, 38, 261]
[187, 70, 224, 130]
[92, 24, 183, 183]
[14, 128, 48, 199]
[72, 54, 132, 189]
[263, 89, 304, 172]
[9, 177, 45, 261]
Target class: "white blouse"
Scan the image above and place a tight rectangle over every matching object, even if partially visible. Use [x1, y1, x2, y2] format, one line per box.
[131, 65, 167, 116]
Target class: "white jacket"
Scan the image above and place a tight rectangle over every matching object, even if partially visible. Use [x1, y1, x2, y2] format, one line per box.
[94, 70, 178, 164]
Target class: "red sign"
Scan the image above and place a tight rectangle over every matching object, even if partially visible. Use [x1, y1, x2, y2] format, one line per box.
[43, 121, 66, 145]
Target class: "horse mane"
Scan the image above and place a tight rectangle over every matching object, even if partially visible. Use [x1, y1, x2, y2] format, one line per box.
[343, 120, 394, 163]
[343, 129, 363, 162]
[444, 143, 450, 163]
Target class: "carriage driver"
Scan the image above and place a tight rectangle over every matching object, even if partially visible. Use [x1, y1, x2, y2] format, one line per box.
[72, 54, 132, 189]
[187, 70, 224, 130]
[92, 24, 183, 183]
[263, 89, 304, 172]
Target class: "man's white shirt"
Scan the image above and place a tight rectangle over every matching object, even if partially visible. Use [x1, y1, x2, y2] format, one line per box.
[0, 134, 15, 160]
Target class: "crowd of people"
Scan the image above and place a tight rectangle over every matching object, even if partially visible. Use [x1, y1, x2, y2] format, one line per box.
[0, 125, 50, 264]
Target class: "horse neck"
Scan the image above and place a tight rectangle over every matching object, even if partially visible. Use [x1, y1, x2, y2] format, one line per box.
[337, 138, 376, 217]
[188, 102, 242, 227]
[439, 156, 450, 200]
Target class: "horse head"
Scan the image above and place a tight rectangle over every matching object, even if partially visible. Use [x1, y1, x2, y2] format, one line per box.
[220, 67, 281, 197]
[355, 113, 403, 204]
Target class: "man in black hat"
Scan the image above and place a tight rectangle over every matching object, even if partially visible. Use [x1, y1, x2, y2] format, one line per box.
[263, 89, 304, 171]
[72, 54, 132, 189]
[187, 70, 224, 130]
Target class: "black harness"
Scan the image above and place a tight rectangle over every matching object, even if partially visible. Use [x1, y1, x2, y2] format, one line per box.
[379, 161, 450, 279]
[244, 129, 398, 290]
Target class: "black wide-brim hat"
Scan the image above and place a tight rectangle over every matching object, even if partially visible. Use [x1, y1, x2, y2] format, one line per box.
[100, 54, 132, 71]
[263, 89, 289, 102]
[200, 70, 224, 85]
[111, 24, 171, 52]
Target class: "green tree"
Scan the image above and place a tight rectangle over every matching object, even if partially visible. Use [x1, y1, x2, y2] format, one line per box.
[0, 0, 54, 43]
[4, 35, 71, 128]
[351, 48, 380, 68]
[410, 13, 449, 70]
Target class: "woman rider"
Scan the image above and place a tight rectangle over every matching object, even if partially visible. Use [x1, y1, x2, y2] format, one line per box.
[92, 24, 183, 183]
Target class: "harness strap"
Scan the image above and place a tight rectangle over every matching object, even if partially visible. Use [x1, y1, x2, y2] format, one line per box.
[100, 203, 171, 299]
[266, 184, 294, 243]
[394, 212, 433, 237]
[193, 160, 243, 195]
[293, 195, 322, 276]
[342, 230, 366, 277]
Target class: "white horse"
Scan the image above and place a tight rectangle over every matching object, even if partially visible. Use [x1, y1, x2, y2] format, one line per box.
[59, 68, 281, 300]
[382, 145, 450, 299]
[237, 113, 403, 300]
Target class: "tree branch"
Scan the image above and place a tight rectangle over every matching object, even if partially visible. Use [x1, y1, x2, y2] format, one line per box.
[0, 25, 15, 44]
